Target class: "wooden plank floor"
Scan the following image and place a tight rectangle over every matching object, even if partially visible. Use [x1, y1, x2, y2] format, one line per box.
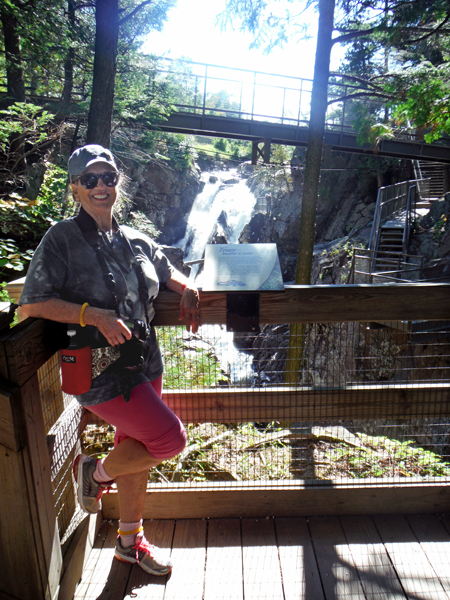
[73, 514, 450, 600]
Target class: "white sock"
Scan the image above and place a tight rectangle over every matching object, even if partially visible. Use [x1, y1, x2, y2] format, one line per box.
[93, 458, 113, 484]
[118, 520, 143, 548]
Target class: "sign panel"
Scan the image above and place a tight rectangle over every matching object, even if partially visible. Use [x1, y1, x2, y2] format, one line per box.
[202, 243, 284, 292]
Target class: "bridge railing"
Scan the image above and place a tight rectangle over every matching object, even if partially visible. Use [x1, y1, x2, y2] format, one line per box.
[155, 57, 389, 134]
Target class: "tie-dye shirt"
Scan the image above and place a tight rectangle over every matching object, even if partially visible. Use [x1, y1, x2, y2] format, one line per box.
[19, 208, 174, 406]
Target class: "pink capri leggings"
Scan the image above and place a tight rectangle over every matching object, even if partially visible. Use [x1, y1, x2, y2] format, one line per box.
[86, 377, 187, 460]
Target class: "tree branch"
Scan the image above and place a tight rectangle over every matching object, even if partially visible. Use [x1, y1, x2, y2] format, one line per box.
[327, 90, 392, 105]
[333, 27, 376, 45]
[333, 20, 450, 46]
[330, 71, 388, 91]
[401, 14, 450, 45]
[118, 0, 155, 26]
[73, 2, 95, 10]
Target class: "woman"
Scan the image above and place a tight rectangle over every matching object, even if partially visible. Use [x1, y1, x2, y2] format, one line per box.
[19, 144, 201, 576]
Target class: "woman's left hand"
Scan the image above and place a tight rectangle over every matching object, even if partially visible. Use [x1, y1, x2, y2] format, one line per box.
[179, 287, 202, 333]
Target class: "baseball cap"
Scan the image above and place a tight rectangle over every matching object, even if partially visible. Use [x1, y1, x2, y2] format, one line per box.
[68, 144, 118, 179]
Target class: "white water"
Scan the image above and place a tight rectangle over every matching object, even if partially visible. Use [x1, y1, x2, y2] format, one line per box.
[177, 169, 257, 384]
[178, 169, 257, 282]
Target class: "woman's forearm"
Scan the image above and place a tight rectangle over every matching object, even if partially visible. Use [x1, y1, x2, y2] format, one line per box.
[166, 271, 196, 295]
[20, 299, 132, 346]
[166, 271, 202, 333]
[20, 298, 88, 324]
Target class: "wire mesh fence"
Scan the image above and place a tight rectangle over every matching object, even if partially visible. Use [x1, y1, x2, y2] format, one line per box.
[38, 356, 85, 543]
[35, 318, 450, 540]
[79, 321, 450, 487]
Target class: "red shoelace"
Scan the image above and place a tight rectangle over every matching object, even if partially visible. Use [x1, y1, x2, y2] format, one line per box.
[94, 484, 112, 503]
[132, 536, 155, 563]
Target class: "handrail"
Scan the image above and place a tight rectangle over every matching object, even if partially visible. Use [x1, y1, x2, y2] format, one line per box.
[350, 248, 424, 283]
[368, 178, 423, 272]
[155, 57, 388, 133]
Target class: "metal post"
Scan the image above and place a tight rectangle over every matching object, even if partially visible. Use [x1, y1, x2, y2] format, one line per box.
[203, 65, 207, 116]
[342, 86, 347, 133]
[251, 71, 256, 120]
[297, 80, 303, 127]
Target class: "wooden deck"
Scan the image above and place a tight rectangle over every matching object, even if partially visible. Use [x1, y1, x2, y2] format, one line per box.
[73, 514, 450, 600]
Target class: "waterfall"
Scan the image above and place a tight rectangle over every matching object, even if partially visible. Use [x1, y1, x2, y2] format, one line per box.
[177, 168, 257, 384]
[178, 169, 257, 282]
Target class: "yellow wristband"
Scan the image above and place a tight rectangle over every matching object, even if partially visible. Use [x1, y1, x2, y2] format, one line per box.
[79, 302, 89, 328]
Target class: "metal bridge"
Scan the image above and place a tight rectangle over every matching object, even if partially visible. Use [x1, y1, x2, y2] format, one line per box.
[155, 58, 450, 163]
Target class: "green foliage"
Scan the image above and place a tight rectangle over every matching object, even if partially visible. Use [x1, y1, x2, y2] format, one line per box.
[118, 0, 176, 53]
[141, 132, 198, 171]
[0, 282, 18, 327]
[0, 166, 68, 243]
[0, 103, 54, 152]
[271, 144, 293, 164]
[388, 64, 450, 142]
[114, 54, 177, 127]
[0, 238, 33, 278]
[157, 326, 229, 389]
[206, 89, 241, 117]
[351, 103, 395, 148]
[432, 214, 448, 243]
[0, 163, 69, 279]
[213, 138, 228, 153]
[0, 102, 63, 204]
[349, 435, 450, 478]
[37, 163, 69, 209]
[210, 138, 251, 160]
[152, 421, 290, 483]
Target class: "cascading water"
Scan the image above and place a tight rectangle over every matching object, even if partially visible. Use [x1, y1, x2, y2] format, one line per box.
[177, 168, 257, 384]
[178, 169, 257, 282]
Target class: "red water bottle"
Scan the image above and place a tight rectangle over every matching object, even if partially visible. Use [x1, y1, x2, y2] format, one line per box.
[60, 330, 92, 394]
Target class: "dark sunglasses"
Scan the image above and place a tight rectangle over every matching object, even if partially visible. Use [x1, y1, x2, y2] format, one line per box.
[77, 171, 119, 189]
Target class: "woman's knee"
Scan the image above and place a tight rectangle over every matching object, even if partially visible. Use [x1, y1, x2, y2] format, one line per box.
[142, 420, 187, 460]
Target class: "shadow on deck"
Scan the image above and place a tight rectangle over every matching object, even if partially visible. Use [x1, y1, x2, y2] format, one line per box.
[73, 514, 450, 600]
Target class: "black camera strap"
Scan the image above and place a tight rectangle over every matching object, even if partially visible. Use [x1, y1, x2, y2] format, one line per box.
[74, 207, 150, 327]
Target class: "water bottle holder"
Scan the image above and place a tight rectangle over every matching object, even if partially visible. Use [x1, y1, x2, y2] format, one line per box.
[59, 346, 92, 395]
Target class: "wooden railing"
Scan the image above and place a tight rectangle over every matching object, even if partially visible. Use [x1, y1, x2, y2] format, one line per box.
[1, 282, 450, 600]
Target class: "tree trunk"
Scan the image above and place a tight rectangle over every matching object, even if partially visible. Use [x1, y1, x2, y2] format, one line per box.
[284, 0, 335, 385]
[1, 5, 26, 177]
[1, 8, 25, 102]
[62, 0, 76, 106]
[295, 0, 335, 285]
[86, 0, 119, 147]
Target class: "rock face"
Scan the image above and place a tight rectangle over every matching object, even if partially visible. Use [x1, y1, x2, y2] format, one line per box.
[123, 147, 448, 288]
[128, 160, 202, 245]
[238, 150, 410, 282]
[409, 193, 450, 281]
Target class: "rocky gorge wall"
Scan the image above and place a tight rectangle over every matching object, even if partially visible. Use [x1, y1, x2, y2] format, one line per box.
[124, 147, 450, 453]
[122, 145, 450, 284]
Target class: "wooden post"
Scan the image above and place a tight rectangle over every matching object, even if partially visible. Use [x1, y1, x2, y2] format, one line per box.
[251, 141, 258, 165]
[0, 321, 62, 600]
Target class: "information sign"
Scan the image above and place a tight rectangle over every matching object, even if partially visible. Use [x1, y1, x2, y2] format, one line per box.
[202, 243, 284, 292]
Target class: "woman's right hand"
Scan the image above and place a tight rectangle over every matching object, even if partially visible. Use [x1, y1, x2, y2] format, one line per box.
[20, 298, 132, 347]
[86, 307, 132, 346]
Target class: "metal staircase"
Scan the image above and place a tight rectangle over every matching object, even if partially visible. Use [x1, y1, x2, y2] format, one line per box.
[413, 161, 447, 201]
[348, 175, 450, 340]
[349, 178, 424, 283]
[375, 215, 406, 273]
